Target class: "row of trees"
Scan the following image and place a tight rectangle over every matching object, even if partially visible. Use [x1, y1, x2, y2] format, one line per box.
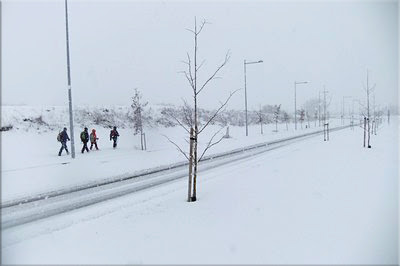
[130, 99, 327, 133]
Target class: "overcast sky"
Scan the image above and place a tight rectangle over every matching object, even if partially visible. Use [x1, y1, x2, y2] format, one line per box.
[2, 0, 398, 113]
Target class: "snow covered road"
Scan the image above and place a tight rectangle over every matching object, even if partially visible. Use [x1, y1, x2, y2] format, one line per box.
[1, 125, 350, 228]
[1, 121, 343, 203]
[1, 120, 398, 264]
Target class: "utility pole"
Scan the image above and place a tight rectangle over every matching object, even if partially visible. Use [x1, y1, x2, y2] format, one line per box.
[64, 0, 75, 158]
[243, 59, 263, 136]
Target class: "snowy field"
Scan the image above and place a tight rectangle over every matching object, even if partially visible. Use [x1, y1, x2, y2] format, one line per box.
[1, 118, 398, 264]
[1, 117, 343, 203]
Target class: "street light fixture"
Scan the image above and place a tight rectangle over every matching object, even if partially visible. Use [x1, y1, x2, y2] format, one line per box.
[244, 59, 263, 136]
[294, 81, 308, 130]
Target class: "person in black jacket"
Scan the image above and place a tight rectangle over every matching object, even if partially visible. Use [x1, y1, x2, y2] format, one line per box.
[80, 127, 89, 153]
[58, 127, 70, 156]
[110, 126, 120, 149]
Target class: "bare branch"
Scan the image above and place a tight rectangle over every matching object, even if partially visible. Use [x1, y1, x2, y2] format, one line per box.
[370, 83, 376, 92]
[198, 126, 225, 162]
[181, 98, 194, 128]
[163, 109, 190, 134]
[179, 53, 196, 91]
[197, 51, 231, 95]
[181, 71, 194, 90]
[196, 19, 209, 35]
[162, 134, 189, 161]
[186, 53, 195, 92]
[196, 59, 206, 72]
[185, 28, 196, 34]
[198, 89, 239, 134]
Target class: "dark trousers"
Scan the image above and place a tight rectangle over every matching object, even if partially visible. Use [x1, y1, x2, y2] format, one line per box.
[81, 142, 89, 153]
[112, 138, 118, 148]
[90, 141, 99, 150]
[58, 142, 69, 156]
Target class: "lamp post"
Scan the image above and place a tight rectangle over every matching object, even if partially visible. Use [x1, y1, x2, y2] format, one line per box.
[244, 59, 263, 136]
[294, 81, 308, 130]
[64, 0, 75, 158]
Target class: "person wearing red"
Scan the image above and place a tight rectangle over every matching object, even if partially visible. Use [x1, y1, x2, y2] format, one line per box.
[110, 126, 120, 149]
[90, 129, 99, 150]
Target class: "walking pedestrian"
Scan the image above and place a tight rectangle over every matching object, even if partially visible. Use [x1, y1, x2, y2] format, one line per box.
[80, 127, 89, 153]
[90, 129, 99, 150]
[58, 127, 70, 156]
[110, 126, 120, 149]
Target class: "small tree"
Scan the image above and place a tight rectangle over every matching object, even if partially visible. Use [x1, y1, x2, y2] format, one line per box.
[255, 106, 265, 134]
[282, 111, 290, 130]
[298, 109, 305, 129]
[314, 108, 318, 127]
[359, 70, 376, 148]
[273, 104, 281, 132]
[131, 88, 148, 150]
[165, 18, 237, 202]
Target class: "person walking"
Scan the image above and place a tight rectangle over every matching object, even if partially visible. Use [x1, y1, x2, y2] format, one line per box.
[110, 126, 120, 149]
[58, 127, 70, 156]
[80, 127, 90, 153]
[90, 129, 99, 150]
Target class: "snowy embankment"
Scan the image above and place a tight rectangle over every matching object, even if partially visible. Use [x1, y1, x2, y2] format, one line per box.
[1, 117, 397, 264]
[1, 105, 343, 203]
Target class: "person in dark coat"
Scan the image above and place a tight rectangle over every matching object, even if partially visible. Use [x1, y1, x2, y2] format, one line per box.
[80, 127, 90, 153]
[58, 127, 70, 156]
[110, 126, 120, 149]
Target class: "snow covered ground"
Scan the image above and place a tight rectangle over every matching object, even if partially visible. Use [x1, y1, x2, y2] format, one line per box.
[1, 117, 343, 203]
[1, 118, 398, 264]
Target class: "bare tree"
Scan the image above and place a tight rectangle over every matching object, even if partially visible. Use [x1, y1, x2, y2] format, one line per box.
[306, 111, 311, 128]
[298, 109, 305, 129]
[255, 106, 265, 134]
[131, 88, 148, 150]
[314, 108, 318, 127]
[282, 111, 290, 130]
[166, 18, 237, 202]
[273, 104, 281, 132]
[360, 70, 376, 148]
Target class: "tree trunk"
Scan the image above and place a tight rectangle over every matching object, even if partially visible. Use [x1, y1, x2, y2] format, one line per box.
[363, 117, 366, 147]
[327, 123, 329, 140]
[139, 107, 144, 150]
[188, 128, 194, 202]
[192, 18, 198, 202]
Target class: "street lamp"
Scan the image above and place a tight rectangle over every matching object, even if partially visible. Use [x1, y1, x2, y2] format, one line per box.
[64, 0, 76, 158]
[294, 81, 308, 130]
[244, 59, 263, 136]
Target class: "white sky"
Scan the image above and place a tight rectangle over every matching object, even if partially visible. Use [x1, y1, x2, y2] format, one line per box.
[1, 0, 398, 113]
